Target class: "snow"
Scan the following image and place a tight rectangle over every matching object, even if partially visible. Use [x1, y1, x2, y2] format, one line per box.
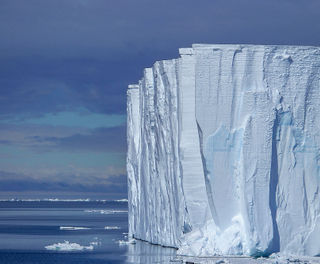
[127, 44, 320, 257]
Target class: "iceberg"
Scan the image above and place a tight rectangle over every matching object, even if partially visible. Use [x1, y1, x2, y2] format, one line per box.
[127, 44, 320, 257]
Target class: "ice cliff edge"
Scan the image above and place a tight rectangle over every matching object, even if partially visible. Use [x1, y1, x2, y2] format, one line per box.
[127, 44, 320, 257]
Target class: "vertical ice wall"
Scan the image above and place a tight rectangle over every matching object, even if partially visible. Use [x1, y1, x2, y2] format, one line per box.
[127, 84, 140, 244]
[127, 60, 187, 248]
[193, 45, 276, 255]
[127, 44, 320, 256]
[178, 48, 211, 231]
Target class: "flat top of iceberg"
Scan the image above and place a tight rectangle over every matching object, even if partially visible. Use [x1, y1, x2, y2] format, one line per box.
[191, 43, 320, 49]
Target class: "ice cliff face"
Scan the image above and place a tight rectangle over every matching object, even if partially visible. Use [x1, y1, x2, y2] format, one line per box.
[127, 44, 320, 257]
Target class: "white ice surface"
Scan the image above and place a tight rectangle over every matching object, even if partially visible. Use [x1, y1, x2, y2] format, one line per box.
[127, 44, 320, 257]
[84, 209, 127, 214]
[45, 241, 93, 251]
[114, 199, 128, 202]
[59, 226, 91, 230]
[118, 239, 136, 245]
[104, 226, 121, 230]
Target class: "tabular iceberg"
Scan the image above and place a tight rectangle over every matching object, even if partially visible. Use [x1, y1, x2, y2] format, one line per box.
[127, 44, 320, 257]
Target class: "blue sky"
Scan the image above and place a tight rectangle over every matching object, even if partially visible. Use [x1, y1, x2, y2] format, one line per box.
[0, 0, 319, 199]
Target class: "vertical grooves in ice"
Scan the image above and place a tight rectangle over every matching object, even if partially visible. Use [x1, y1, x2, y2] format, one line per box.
[128, 44, 320, 257]
[268, 111, 280, 253]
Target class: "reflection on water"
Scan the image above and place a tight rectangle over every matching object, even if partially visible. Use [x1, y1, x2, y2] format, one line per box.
[0, 201, 184, 263]
[126, 240, 178, 264]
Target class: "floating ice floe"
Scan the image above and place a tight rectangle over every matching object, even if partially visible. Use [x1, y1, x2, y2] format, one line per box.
[45, 241, 93, 251]
[84, 209, 127, 214]
[89, 241, 101, 246]
[59, 226, 91, 230]
[0, 198, 128, 203]
[114, 199, 128, 202]
[44, 198, 91, 202]
[104, 226, 121, 230]
[0, 198, 92, 202]
[118, 239, 136, 245]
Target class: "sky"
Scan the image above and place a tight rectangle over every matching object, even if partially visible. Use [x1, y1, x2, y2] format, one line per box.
[0, 0, 319, 199]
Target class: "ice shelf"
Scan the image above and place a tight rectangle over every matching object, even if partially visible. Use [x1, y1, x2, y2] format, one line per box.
[127, 44, 320, 257]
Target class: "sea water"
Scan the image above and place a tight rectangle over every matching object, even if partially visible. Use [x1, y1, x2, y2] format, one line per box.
[0, 200, 177, 264]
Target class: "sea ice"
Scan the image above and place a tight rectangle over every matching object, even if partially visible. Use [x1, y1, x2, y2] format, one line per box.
[118, 239, 136, 245]
[104, 226, 121, 230]
[59, 226, 91, 230]
[84, 209, 127, 214]
[45, 241, 93, 251]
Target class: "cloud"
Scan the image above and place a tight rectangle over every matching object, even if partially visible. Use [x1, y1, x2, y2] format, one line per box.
[0, 58, 134, 116]
[43, 126, 126, 153]
[0, 123, 126, 184]
[0, 0, 319, 197]
[1, 110, 126, 129]
[0, 0, 319, 118]
[1, 0, 319, 60]
[0, 123, 126, 153]
[0, 170, 127, 194]
[0, 123, 90, 148]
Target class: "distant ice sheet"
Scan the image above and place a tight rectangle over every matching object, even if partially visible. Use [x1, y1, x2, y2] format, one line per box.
[0, 198, 127, 202]
[114, 199, 128, 202]
[59, 226, 91, 230]
[0, 198, 92, 202]
[45, 241, 93, 251]
[84, 209, 128, 214]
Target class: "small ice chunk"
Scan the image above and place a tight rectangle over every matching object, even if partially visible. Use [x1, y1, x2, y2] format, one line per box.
[118, 239, 136, 245]
[59, 226, 91, 230]
[104, 226, 121, 230]
[45, 241, 93, 251]
[84, 209, 127, 214]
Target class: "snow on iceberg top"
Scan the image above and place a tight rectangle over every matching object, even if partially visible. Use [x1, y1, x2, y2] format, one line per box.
[191, 43, 320, 49]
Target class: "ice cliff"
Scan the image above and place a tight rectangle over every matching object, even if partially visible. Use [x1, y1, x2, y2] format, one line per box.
[127, 44, 320, 257]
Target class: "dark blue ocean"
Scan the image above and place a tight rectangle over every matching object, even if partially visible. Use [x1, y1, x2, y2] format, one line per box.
[0, 200, 177, 264]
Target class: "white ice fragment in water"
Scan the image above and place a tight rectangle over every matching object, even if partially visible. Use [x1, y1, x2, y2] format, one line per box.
[114, 199, 128, 202]
[59, 226, 91, 230]
[45, 241, 93, 251]
[118, 239, 136, 245]
[104, 226, 121, 230]
[84, 209, 127, 214]
[90, 241, 101, 246]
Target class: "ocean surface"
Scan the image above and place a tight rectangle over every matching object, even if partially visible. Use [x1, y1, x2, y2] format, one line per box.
[0, 200, 177, 264]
